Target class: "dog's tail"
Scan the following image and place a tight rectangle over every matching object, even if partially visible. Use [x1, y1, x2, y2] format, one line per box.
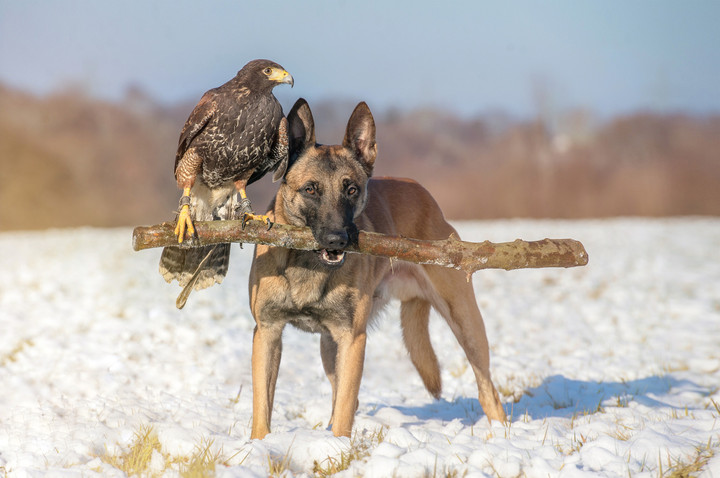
[400, 298, 442, 399]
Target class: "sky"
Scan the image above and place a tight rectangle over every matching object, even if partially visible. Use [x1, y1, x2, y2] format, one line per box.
[1, 0, 719, 118]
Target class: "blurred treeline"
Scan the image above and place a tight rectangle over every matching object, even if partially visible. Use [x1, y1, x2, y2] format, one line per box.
[1, 83, 718, 231]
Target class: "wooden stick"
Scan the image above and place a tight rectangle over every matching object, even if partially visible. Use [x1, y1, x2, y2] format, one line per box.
[133, 220, 588, 274]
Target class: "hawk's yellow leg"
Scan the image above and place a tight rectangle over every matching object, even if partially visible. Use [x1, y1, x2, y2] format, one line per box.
[174, 187, 195, 243]
[238, 188, 272, 227]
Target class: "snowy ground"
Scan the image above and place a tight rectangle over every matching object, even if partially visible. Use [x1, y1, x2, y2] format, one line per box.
[1, 218, 719, 477]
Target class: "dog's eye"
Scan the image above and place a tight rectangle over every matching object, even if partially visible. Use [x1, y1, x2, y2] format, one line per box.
[347, 186, 358, 196]
[304, 184, 316, 195]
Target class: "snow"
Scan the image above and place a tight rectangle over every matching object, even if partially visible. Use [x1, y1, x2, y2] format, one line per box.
[1, 218, 719, 477]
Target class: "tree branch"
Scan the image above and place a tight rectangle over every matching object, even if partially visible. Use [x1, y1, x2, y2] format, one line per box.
[133, 220, 588, 274]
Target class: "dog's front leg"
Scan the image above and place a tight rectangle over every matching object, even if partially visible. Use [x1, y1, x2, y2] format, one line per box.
[326, 327, 367, 437]
[251, 322, 284, 439]
[320, 332, 338, 426]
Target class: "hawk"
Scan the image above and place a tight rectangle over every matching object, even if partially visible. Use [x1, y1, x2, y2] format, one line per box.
[159, 59, 293, 306]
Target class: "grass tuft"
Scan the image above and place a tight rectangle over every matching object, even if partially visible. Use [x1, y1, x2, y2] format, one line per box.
[100, 424, 227, 477]
[0, 338, 35, 366]
[659, 439, 717, 478]
[178, 439, 221, 478]
[609, 424, 632, 441]
[312, 427, 386, 476]
[101, 425, 161, 476]
[267, 450, 293, 477]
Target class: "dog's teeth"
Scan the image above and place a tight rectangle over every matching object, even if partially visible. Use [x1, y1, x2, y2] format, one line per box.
[320, 249, 345, 264]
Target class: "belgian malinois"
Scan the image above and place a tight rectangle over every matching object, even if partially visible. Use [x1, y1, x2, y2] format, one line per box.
[248, 98, 506, 438]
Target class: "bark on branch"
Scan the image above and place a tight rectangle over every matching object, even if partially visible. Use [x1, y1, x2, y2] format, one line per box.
[133, 220, 588, 274]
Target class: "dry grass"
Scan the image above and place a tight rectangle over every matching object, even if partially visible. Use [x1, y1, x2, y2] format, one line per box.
[179, 440, 222, 478]
[97, 423, 388, 477]
[496, 373, 543, 404]
[100, 425, 161, 476]
[267, 454, 293, 477]
[99, 425, 223, 477]
[312, 427, 387, 477]
[0, 339, 34, 366]
[659, 439, 717, 478]
[608, 424, 633, 442]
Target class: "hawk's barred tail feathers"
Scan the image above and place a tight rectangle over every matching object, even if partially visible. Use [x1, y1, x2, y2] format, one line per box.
[159, 242, 231, 294]
[174, 244, 223, 309]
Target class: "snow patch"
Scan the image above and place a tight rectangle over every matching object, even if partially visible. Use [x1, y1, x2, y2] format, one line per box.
[1, 219, 719, 476]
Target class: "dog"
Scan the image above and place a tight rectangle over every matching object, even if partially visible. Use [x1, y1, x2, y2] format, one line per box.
[248, 98, 506, 438]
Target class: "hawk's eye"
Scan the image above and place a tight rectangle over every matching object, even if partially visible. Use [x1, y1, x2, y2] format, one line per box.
[263, 67, 273, 75]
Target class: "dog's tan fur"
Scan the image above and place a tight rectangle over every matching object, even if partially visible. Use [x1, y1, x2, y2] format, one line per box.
[248, 99, 506, 438]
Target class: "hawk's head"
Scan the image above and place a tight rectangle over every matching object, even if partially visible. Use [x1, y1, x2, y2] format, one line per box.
[239, 59, 294, 90]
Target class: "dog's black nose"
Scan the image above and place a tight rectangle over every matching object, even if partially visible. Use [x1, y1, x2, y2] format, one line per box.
[323, 230, 348, 250]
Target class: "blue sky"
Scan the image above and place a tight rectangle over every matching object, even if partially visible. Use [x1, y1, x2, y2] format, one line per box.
[1, 0, 718, 118]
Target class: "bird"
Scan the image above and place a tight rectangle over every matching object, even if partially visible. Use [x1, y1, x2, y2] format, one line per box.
[159, 59, 293, 307]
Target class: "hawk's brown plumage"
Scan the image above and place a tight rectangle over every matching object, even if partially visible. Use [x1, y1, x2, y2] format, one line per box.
[159, 59, 293, 301]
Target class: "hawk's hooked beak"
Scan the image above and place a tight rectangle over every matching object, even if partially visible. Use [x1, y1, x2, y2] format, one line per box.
[270, 69, 294, 87]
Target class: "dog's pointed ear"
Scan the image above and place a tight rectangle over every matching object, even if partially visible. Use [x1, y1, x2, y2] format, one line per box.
[287, 98, 315, 158]
[343, 102, 377, 176]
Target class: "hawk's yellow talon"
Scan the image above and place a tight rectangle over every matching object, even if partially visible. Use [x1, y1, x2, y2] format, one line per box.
[176, 204, 194, 243]
[243, 213, 272, 227]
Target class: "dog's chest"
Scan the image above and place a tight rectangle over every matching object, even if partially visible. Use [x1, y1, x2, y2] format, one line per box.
[275, 265, 356, 333]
